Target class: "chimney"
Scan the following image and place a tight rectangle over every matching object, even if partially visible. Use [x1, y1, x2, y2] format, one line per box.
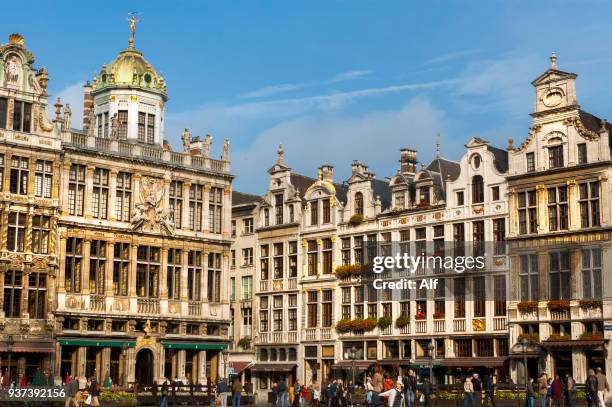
[400, 148, 417, 175]
[318, 165, 334, 182]
[189, 136, 203, 156]
[82, 81, 93, 131]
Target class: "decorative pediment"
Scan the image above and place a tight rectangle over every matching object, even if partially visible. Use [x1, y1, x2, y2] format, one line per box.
[531, 68, 576, 87]
[465, 137, 488, 148]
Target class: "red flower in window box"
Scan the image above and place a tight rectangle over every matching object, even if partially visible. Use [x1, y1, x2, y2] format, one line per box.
[414, 312, 426, 320]
[433, 311, 445, 319]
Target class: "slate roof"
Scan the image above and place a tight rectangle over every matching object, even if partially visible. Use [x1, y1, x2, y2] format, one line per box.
[290, 173, 348, 204]
[486, 145, 509, 173]
[232, 191, 261, 206]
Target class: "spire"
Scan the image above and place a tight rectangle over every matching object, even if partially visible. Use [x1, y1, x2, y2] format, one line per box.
[435, 132, 441, 158]
[277, 144, 284, 165]
[126, 12, 142, 50]
[550, 52, 558, 70]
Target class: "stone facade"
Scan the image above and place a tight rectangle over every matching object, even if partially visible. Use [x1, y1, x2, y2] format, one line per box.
[0, 32, 233, 387]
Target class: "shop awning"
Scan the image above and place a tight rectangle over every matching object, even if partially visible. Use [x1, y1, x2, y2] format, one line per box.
[0, 341, 54, 353]
[163, 342, 228, 350]
[332, 361, 375, 369]
[230, 362, 252, 373]
[59, 339, 135, 348]
[441, 357, 507, 367]
[250, 363, 297, 373]
[541, 340, 603, 349]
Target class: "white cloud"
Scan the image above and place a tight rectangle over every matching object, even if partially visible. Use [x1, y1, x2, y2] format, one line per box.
[239, 83, 306, 99]
[424, 49, 481, 65]
[328, 70, 371, 83]
[47, 82, 85, 129]
[230, 99, 453, 193]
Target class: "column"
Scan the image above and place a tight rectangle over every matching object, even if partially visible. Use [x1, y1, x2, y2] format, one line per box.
[77, 347, 87, 378]
[160, 247, 169, 300]
[181, 250, 189, 302]
[127, 347, 136, 384]
[108, 170, 118, 221]
[60, 162, 71, 215]
[84, 166, 95, 220]
[198, 350, 207, 385]
[25, 206, 33, 254]
[57, 236, 67, 293]
[129, 244, 138, 296]
[101, 348, 111, 382]
[536, 185, 547, 234]
[159, 346, 166, 381]
[21, 267, 30, 317]
[182, 182, 191, 231]
[54, 342, 62, 379]
[105, 242, 115, 297]
[203, 183, 211, 233]
[51, 161, 61, 201]
[202, 253, 209, 303]
[0, 202, 9, 251]
[82, 239, 91, 295]
[177, 350, 186, 381]
[5, 98, 13, 133]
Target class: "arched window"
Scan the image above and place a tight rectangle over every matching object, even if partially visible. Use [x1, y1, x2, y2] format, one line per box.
[472, 175, 484, 204]
[259, 348, 268, 361]
[270, 349, 277, 361]
[279, 348, 287, 361]
[288, 348, 297, 361]
[354, 192, 363, 215]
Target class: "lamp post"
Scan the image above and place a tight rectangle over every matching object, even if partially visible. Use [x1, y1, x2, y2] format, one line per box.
[426, 342, 434, 384]
[520, 337, 529, 392]
[6, 335, 14, 386]
[121, 344, 128, 389]
[349, 346, 357, 385]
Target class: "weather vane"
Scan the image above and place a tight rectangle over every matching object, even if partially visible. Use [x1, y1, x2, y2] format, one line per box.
[126, 11, 143, 49]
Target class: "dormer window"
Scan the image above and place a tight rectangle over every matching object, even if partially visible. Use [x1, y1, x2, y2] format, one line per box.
[418, 186, 430, 205]
[526, 152, 535, 172]
[310, 200, 319, 225]
[354, 192, 363, 215]
[548, 145, 564, 169]
[472, 175, 484, 204]
[394, 192, 405, 208]
[322, 199, 331, 223]
[456, 191, 464, 206]
[274, 194, 283, 225]
[263, 208, 270, 227]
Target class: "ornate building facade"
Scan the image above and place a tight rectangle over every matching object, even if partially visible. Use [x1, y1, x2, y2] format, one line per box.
[0, 30, 233, 387]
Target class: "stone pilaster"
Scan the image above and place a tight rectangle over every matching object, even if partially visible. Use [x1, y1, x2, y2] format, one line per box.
[198, 350, 207, 384]
[180, 249, 189, 302]
[160, 247, 168, 299]
[84, 166, 95, 220]
[105, 242, 115, 297]
[2, 152, 11, 194]
[129, 245, 138, 297]
[182, 182, 191, 230]
[82, 239, 91, 294]
[177, 350, 186, 381]
[57, 236, 67, 293]
[60, 163, 71, 216]
[108, 170, 118, 221]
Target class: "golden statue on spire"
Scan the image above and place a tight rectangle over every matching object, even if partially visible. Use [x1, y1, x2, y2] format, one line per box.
[127, 12, 142, 49]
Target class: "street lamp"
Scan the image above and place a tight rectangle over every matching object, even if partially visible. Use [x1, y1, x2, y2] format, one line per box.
[6, 335, 14, 386]
[426, 342, 434, 384]
[121, 344, 128, 389]
[520, 337, 529, 392]
[349, 346, 357, 385]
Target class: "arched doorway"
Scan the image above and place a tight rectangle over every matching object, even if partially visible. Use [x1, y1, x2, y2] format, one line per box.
[135, 349, 154, 385]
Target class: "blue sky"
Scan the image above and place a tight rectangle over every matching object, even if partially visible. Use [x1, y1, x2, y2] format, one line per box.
[6, 1, 612, 193]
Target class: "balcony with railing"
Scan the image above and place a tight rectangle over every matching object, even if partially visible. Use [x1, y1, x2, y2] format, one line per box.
[434, 319, 445, 333]
[137, 298, 160, 315]
[493, 317, 507, 331]
[188, 301, 202, 316]
[453, 319, 466, 332]
[90, 295, 106, 312]
[66, 132, 230, 173]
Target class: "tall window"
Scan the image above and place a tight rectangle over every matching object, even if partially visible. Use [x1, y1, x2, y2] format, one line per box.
[341, 238, 351, 266]
[473, 276, 485, 317]
[188, 251, 202, 301]
[274, 194, 283, 225]
[260, 245, 269, 280]
[243, 218, 254, 234]
[307, 291, 318, 328]
[548, 145, 564, 168]
[491, 186, 500, 201]
[273, 295, 283, 331]
[189, 184, 203, 231]
[273, 243, 283, 279]
[138, 112, 146, 142]
[307, 240, 318, 276]
[547, 185, 568, 231]
[89, 240, 106, 295]
[242, 276, 252, 300]
[243, 248, 254, 266]
[454, 278, 465, 318]
[549, 252, 570, 300]
[578, 143, 587, 164]
[65, 238, 83, 293]
[113, 243, 130, 296]
[0, 97, 7, 129]
[115, 172, 132, 222]
[147, 114, 155, 144]
[68, 165, 86, 216]
[395, 192, 406, 208]
[456, 191, 464, 206]
[494, 275, 506, 316]
[7, 212, 26, 252]
[526, 152, 535, 172]
[242, 308, 252, 335]
[260, 296, 269, 332]
[518, 190, 537, 234]
[32, 215, 51, 254]
[354, 192, 364, 215]
[472, 175, 484, 204]
[263, 208, 269, 227]
[288, 294, 297, 331]
[582, 248, 602, 299]
[453, 223, 465, 257]
[472, 220, 485, 258]
[117, 110, 128, 140]
[519, 254, 539, 301]
[322, 289, 333, 327]
[493, 218, 505, 256]
[97, 112, 109, 137]
[166, 181, 182, 229]
[322, 238, 332, 274]
[3, 270, 22, 318]
[10, 156, 29, 195]
[92, 168, 109, 219]
[310, 200, 319, 225]
[209, 187, 223, 234]
[137, 112, 156, 144]
[12, 101, 32, 132]
[322, 198, 331, 223]
[207, 253, 222, 302]
[579, 181, 600, 228]
[34, 160, 53, 198]
[288, 241, 298, 278]
[28, 272, 47, 319]
[167, 248, 181, 300]
[136, 246, 160, 298]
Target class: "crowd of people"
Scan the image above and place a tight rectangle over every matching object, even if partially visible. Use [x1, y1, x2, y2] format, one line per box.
[524, 369, 609, 407]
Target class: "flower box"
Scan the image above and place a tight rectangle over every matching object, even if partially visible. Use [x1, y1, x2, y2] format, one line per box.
[579, 332, 603, 341]
[414, 312, 426, 320]
[517, 301, 538, 313]
[395, 314, 410, 328]
[517, 333, 539, 344]
[579, 299, 602, 309]
[547, 300, 570, 311]
[546, 333, 571, 341]
[377, 316, 393, 330]
[433, 312, 445, 319]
